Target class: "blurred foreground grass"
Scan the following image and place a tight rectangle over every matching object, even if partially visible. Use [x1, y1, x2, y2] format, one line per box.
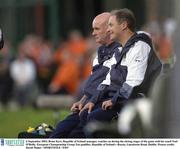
[0, 108, 69, 138]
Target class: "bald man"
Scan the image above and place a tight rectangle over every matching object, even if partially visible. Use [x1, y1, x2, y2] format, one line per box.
[49, 12, 120, 138]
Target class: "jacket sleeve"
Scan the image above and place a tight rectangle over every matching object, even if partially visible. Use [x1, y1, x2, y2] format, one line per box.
[89, 84, 108, 104]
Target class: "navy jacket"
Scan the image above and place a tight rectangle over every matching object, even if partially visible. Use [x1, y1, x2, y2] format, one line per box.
[83, 42, 120, 99]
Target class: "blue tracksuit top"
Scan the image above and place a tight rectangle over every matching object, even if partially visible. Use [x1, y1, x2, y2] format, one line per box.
[83, 42, 120, 99]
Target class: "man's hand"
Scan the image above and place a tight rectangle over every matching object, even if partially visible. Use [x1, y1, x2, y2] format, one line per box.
[102, 99, 113, 110]
[79, 102, 95, 115]
[70, 95, 87, 113]
[70, 101, 83, 113]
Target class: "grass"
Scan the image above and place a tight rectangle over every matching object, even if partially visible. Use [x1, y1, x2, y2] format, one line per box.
[0, 108, 70, 138]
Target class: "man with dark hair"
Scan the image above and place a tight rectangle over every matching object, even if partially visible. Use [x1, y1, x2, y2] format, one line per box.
[101, 8, 162, 109]
[50, 12, 120, 138]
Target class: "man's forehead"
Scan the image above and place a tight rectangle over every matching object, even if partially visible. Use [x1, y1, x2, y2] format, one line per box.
[108, 15, 116, 23]
[109, 15, 116, 20]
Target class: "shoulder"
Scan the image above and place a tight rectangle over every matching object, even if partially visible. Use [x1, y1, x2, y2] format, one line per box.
[136, 31, 153, 47]
[128, 41, 151, 58]
[135, 40, 151, 50]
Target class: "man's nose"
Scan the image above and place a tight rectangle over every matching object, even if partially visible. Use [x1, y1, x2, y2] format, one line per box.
[107, 28, 111, 34]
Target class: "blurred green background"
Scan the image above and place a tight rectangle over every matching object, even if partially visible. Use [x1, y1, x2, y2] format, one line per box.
[0, 108, 69, 138]
[0, 0, 174, 46]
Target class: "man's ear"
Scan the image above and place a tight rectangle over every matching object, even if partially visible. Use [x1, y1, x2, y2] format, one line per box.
[121, 21, 128, 31]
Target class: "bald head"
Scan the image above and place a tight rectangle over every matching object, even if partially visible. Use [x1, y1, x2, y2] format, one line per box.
[93, 12, 111, 27]
[92, 12, 111, 45]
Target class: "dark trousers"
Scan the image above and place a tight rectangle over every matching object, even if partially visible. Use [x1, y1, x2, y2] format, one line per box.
[49, 113, 80, 138]
[50, 102, 122, 138]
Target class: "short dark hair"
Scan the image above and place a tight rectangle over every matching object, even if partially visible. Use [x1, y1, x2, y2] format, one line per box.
[111, 8, 136, 32]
